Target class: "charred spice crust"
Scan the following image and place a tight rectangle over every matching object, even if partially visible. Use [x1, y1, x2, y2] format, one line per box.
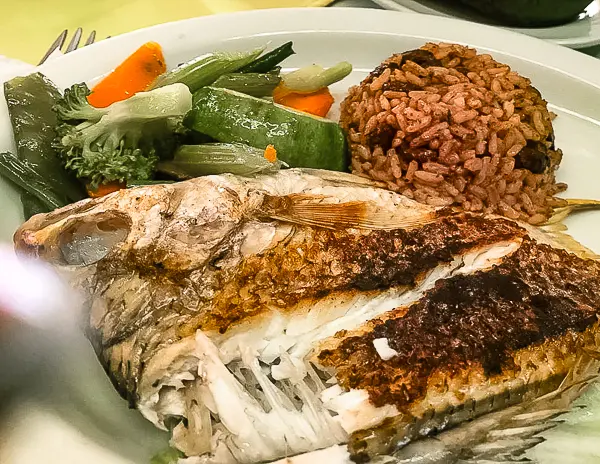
[200, 214, 526, 333]
[318, 238, 600, 411]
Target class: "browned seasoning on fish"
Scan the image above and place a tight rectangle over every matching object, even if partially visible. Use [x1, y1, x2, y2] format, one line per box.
[318, 239, 600, 411]
[193, 214, 525, 334]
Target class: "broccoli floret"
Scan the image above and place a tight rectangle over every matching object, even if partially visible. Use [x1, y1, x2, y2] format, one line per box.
[54, 83, 192, 188]
[55, 83, 107, 121]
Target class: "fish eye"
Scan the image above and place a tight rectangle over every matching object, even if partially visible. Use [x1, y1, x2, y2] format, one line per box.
[58, 213, 131, 266]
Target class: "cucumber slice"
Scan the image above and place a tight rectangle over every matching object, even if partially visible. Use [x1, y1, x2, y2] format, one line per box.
[186, 87, 348, 172]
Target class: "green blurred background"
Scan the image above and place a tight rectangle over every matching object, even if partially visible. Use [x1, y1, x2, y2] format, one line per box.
[0, 0, 332, 63]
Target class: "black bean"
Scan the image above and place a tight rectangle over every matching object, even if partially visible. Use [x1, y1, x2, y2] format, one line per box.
[514, 142, 550, 174]
[400, 49, 442, 68]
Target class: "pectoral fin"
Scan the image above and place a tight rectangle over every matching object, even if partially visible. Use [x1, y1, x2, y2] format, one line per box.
[259, 194, 439, 230]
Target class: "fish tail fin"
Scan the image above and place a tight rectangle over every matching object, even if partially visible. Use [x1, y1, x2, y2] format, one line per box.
[547, 199, 600, 225]
[535, 198, 600, 261]
[458, 351, 600, 463]
[528, 216, 600, 261]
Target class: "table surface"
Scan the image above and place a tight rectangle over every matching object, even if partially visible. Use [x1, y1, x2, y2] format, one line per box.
[0, 0, 332, 64]
[3, 0, 599, 64]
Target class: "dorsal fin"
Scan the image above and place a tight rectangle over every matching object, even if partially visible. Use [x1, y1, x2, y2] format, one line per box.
[387, 348, 600, 464]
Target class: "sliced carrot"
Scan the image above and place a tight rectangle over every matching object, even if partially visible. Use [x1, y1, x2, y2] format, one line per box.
[273, 84, 334, 118]
[87, 182, 125, 198]
[272, 83, 294, 102]
[87, 42, 166, 108]
[264, 144, 278, 163]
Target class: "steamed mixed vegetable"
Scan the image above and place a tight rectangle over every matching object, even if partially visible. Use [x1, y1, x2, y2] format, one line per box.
[0, 41, 352, 218]
[55, 82, 192, 190]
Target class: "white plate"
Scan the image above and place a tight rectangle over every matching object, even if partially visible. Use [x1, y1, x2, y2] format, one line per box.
[2, 7, 600, 464]
[372, 0, 600, 49]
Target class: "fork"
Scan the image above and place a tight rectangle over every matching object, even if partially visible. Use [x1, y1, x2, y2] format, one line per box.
[38, 28, 97, 65]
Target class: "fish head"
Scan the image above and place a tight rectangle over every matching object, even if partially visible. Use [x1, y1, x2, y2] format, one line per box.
[13, 176, 263, 275]
[15, 200, 131, 267]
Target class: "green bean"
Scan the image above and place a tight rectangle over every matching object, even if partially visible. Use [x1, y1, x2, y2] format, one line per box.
[0, 152, 68, 210]
[21, 193, 49, 218]
[4, 72, 85, 204]
[239, 42, 295, 73]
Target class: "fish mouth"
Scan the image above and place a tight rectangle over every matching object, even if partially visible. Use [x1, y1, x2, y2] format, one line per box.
[135, 240, 524, 463]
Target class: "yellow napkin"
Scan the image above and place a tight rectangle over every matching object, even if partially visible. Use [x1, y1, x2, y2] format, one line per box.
[0, 0, 334, 64]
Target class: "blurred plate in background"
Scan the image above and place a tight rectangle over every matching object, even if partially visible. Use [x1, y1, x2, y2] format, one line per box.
[372, 0, 600, 49]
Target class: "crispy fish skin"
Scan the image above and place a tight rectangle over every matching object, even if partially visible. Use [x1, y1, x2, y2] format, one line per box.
[316, 238, 600, 459]
[12, 169, 600, 463]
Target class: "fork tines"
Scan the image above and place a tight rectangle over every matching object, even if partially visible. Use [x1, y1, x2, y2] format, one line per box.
[38, 28, 97, 65]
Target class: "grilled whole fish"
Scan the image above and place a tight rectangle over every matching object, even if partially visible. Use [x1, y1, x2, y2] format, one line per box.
[13, 169, 600, 464]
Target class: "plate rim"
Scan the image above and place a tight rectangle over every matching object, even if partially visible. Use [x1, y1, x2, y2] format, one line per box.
[35, 7, 600, 90]
[370, 0, 600, 49]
